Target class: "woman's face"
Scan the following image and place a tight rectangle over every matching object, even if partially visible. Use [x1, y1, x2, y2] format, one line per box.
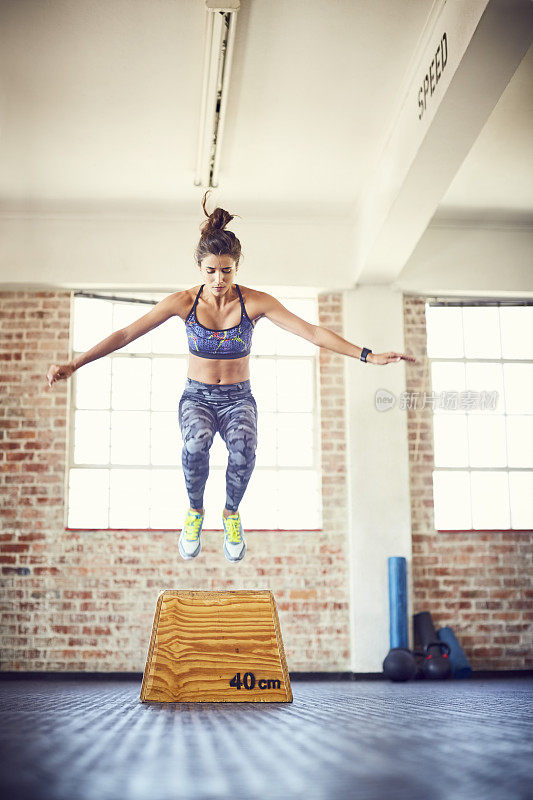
[199, 254, 238, 296]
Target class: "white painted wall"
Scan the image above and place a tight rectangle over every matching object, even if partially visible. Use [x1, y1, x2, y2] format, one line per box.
[344, 286, 413, 672]
[0, 215, 353, 291]
[396, 223, 533, 297]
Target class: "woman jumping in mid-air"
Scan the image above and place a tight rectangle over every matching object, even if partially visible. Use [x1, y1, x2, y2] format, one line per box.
[47, 190, 416, 563]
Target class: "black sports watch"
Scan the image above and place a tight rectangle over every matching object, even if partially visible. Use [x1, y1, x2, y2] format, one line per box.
[360, 347, 372, 363]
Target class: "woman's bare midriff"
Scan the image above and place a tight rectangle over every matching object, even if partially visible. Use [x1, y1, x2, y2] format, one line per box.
[187, 352, 251, 385]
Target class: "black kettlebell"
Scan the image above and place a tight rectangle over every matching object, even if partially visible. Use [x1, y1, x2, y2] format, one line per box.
[382, 647, 418, 682]
[420, 640, 452, 680]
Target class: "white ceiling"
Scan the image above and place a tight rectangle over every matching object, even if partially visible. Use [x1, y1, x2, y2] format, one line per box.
[0, 0, 532, 291]
[435, 40, 533, 223]
[0, 0, 439, 216]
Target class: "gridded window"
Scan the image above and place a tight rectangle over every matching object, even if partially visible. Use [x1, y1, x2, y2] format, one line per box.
[426, 302, 533, 531]
[66, 291, 322, 532]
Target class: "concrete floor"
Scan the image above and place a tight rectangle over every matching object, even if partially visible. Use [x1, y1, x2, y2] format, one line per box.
[1, 677, 532, 800]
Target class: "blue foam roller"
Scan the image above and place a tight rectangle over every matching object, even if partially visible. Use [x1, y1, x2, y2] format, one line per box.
[388, 557, 408, 650]
[437, 626, 472, 679]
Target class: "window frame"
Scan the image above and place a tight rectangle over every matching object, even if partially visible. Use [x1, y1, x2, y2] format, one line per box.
[65, 289, 323, 532]
[426, 298, 533, 534]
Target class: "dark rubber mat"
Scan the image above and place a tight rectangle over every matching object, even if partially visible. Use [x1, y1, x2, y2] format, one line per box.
[1, 678, 532, 800]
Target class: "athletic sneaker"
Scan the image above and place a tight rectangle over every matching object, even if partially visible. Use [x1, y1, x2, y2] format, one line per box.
[178, 508, 205, 560]
[222, 511, 247, 562]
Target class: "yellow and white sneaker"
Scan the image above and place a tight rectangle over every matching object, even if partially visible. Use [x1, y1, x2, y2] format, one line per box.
[178, 508, 205, 560]
[222, 511, 246, 562]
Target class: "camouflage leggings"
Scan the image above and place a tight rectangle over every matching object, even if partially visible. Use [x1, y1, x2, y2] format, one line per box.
[178, 378, 258, 513]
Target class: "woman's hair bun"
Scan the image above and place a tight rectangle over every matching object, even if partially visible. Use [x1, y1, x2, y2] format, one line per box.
[199, 189, 236, 235]
[194, 189, 243, 267]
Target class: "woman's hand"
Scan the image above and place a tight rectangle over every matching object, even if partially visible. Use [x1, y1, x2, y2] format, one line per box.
[368, 352, 416, 365]
[46, 362, 76, 388]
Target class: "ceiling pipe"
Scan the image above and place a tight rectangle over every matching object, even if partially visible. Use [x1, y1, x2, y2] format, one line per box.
[194, 1, 241, 189]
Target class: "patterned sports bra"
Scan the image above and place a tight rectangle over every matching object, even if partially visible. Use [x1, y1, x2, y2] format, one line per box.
[185, 284, 255, 360]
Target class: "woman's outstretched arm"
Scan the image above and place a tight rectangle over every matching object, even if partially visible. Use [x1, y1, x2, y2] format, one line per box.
[46, 328, 131, 388]
[314, 327, 415, 364]
[259, 292, 416, 365]
[46, 292, 181, 388]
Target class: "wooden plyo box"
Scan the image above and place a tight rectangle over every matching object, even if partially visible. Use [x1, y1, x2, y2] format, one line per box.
[140, 590, 292, 703]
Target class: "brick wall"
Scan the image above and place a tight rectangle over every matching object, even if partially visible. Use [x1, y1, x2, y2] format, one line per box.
[3, 290, 530, 672]
[404, 296, 532, 670]
[0, 290, 351, 672]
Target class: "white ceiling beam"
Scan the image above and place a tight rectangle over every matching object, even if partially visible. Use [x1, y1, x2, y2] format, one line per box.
[353, 0, 533, 286]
